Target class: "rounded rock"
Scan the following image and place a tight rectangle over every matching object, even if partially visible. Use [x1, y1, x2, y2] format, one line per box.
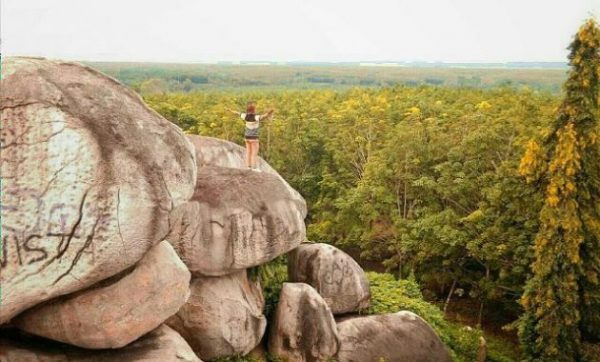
[0, 325, 202, 362]
[288, 243, 370, 314]
[167, 270, 266, 360]
[166, 166, 306, 276]
[15, 241, 191, 349]
[268, 282, 340, 362]
[0, 57, 197, 324]
[335, 311, 452, 362]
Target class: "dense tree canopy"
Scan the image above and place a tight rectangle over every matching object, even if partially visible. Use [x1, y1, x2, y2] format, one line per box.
[145, 84, 556, 325]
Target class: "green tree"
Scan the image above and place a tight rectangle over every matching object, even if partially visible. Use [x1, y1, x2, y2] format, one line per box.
[518, 19, 600, 361]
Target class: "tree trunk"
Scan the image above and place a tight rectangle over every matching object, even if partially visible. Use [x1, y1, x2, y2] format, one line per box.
[477, 266, 490, 328]
[443, 278, 457, 316]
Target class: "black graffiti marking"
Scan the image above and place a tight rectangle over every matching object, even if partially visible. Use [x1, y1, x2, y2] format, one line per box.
[0, 117, 66, 150]
[1, 235, 8, 268]
[0, 232, 74, 268]
[7, 188, 95, 284]
[322, 260, 354, 287]
[56, 189, 89, 260]
[53, 217, 99, 285]
[14, 234, 23, 266]
[23, 234, 49, 264]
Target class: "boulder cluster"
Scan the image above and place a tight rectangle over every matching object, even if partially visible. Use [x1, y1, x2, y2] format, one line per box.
[0, 57, 451, 362]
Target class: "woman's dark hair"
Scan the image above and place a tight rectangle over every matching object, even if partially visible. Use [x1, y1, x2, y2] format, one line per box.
[246, 101, 256, 114]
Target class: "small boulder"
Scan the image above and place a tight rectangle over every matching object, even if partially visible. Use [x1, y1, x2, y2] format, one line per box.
[288, 243, 370, 314]
[268, 283, 339, 362]
[0, 325, 202, 362]
[166, 166, 306, 276]
[14, 241, 191, 349]
[167, 270, 266, 361]
[335, 311, 452, 362]
[0, 57, 196, 324]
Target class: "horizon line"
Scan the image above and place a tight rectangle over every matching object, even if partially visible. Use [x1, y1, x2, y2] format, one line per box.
[2, 54, 570, 69]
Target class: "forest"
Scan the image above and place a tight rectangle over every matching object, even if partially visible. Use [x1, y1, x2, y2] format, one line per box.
[107, 20, 597, 362]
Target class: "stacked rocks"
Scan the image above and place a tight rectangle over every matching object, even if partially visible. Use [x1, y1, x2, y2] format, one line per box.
[1, 57, 202, 360]
[0, 58, 451, 362]
[270, 242, 451, 362]
[163, 135, 307, 361]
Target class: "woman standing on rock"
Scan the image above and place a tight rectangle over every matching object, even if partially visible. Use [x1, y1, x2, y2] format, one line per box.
[227, 101, 274, 172]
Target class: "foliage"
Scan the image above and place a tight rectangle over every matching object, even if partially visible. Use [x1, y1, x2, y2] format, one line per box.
[517, 19, 600, 361]
[249, 256, 289, 321]
[241, 269, 519, 361]
[365, 272, 518, 362]
[145, 83, 558, 330]
[139, 25, 599, 358]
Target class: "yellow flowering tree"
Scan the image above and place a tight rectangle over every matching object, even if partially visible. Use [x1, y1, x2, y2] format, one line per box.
[518, 19, 600, 361]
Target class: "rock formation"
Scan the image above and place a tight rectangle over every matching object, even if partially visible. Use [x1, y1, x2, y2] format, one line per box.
[0, 58, 453, 362]
[166, 166, 306, 276]
[0, 57, 197, 324]
[167, 270, 266, 360]
[288, 242, 370, 314]
[335, 311, 452, 362]
[268, 283, 340, 362]
[14, 241, 191, 349]
[0, 325, 202, 362]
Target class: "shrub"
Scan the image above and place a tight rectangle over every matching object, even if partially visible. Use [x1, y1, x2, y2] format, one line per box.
[365, 272, 518, 362]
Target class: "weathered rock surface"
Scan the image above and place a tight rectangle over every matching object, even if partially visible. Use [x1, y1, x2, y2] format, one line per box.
[0, 57, 197, 324]
[187, 135, 303, 203]
[14, 241, 191, 349]
[166, 166, 306, 276]
[268, 283, 339, 362]
[288, 243, 370, 314]
[335, 311, 452, 362]
[0, 325, 202, 362]
[167, 270, 266, 361]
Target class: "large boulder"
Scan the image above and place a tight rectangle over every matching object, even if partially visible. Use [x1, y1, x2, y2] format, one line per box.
[335, 311, 452, 362]
[288, 243, 370, 314]
[268, 283, 339, 362]
[0, 57, 197, 324]
[166, 166, 306, 276]
[186, 135, 303, 204]
[14, 241, 191, 349]
[0, 325, 202, 362]
[167, 270, 266, 361]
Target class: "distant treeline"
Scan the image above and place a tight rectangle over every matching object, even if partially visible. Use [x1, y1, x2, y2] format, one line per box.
[87, 62, 567, 93]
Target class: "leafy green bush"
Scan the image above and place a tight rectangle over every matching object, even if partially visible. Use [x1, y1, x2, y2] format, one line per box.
[249, 256, 289, 321]
[365, 272, 518, 362]
[216, 269, 518, 361]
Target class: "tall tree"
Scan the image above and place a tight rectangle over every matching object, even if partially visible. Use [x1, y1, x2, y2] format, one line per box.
[518, 19, 600, 361]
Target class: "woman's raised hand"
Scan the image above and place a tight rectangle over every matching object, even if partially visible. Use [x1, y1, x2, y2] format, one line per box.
[262, 109, 275, 120]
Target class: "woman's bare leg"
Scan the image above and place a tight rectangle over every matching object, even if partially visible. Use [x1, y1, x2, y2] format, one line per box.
[245, 140, 252, 168]
[252, 140, 260, 168]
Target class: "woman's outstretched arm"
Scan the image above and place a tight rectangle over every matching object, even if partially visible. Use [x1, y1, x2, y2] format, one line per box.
[260, 109, 275, 120]
[227, 108, 240, 115]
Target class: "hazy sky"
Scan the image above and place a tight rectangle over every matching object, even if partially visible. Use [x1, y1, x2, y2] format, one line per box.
[2, 0, 598, 62]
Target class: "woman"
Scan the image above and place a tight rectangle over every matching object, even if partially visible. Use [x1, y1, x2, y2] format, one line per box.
[227, 101, 274, 171]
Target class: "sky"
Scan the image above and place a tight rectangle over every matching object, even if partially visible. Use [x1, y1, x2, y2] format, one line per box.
[1, 0, 598, 63]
